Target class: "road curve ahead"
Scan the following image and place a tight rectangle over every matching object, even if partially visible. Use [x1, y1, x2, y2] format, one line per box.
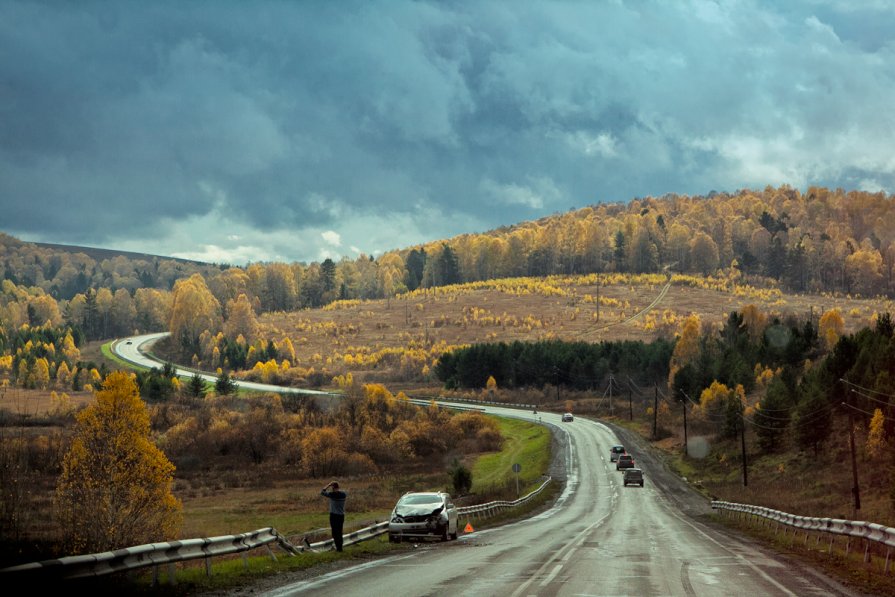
[111, 332, 336, 396]
[260, 406, 862, 597]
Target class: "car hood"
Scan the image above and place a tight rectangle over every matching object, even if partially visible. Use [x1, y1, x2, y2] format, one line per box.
[395, 504, 445, 517]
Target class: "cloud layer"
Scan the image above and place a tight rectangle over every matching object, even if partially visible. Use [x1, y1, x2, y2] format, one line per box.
[2, 1, 893, 264]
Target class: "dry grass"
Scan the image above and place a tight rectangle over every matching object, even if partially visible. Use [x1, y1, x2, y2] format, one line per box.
[650, 413, 895, 528]
[0, 385, 93, 417]
[258, 276, 894, 388]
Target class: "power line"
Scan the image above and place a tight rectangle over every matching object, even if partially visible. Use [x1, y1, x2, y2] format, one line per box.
[840, 378, 895, 399]
[839, 401, 879, 418]
[847, 387, 894, 408]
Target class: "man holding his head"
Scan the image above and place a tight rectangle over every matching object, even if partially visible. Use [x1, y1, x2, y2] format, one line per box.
[321, 481, 347, 552]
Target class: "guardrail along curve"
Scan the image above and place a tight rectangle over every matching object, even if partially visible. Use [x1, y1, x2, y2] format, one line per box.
[712, 500, 895, 574]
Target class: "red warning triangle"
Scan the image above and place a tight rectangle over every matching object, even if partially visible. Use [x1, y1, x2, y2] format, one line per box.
[464, 522, 474, 533]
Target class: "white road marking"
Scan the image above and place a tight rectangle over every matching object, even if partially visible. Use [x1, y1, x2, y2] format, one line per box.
[540, 563, 564, 587]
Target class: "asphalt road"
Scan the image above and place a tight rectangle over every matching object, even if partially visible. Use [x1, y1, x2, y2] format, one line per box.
[113, 334, 868, 597]
[257, 407, 863, 597]
[112, 332, 336, 396]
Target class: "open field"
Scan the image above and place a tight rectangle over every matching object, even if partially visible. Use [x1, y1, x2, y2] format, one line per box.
[257, 274, 895, 388]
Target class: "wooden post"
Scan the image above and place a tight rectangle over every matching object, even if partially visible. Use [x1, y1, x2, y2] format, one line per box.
[205, 556, 212, 577]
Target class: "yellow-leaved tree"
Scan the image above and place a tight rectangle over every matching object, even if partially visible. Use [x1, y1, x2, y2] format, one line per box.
[866, 408, 887, 458]
[819, 308, 845, 350]
[668, 314, 701, 387]
[54, 371, 182, 554]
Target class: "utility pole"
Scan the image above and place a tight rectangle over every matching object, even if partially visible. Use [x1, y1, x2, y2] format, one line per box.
[553, 366, 560, 401]
[845, 389, 862, 517]
[608, 375, 614, 417]
[740, 411, 748, 487]
[680, 390, 689, 457]
[628, 388, 633, 421]
[652, 383, 658, 439]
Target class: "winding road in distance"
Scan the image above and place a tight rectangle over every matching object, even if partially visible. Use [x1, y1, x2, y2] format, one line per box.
[111, 332, 336, 396]
[112, 334, 868, 596]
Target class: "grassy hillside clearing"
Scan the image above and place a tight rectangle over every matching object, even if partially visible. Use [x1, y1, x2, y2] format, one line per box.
[255, 274, 894, 389]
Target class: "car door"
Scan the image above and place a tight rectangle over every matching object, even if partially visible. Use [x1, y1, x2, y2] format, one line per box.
[445, 494, 458, 533]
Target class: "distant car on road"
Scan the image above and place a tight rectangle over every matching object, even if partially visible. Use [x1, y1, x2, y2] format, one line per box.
[562, 413, 574, 422]
[610, 445, 626, 462]
[125, 340, 133, 344]
[388, 492, 458, 543]
[616, 454, 635, 470]
[623, 468, 644, 487]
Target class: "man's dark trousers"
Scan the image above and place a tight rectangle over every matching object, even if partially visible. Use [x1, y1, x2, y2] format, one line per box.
[330, 513, 344, 551]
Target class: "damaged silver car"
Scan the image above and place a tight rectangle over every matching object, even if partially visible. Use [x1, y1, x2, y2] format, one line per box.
[388, 491, 458, 542]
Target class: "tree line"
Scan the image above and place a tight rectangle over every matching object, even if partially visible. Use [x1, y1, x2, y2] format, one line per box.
[434, 338, 674, 391]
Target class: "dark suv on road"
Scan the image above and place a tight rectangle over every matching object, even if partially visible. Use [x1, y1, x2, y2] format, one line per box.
[623, 468, 644, 487]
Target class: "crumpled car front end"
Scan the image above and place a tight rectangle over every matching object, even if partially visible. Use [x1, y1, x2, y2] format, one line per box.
[389, 504, 449, 541]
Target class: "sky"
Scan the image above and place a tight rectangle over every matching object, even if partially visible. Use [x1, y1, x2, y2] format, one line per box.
[2, 1, 894, 266]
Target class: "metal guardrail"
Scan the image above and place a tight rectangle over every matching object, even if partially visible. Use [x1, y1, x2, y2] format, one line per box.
[0, 527, 296, 582]
[458, 476, 552, 518]
[712, 500, 895, 573]
[1, 478, 553, 584]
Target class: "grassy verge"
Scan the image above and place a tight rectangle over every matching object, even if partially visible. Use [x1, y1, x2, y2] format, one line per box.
[472, 416, 551, 497]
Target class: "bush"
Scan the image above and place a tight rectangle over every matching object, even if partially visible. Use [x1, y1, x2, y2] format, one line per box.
[450, 459, 472, 495]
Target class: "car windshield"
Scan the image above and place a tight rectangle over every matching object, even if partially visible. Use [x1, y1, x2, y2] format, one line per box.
[612, 446, 624, 453]
[398, 494, 442, 506]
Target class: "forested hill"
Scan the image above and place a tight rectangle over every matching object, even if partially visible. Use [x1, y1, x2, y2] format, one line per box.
[388, 185, 894, 298]
[0, 232, 223, 299]
[1, 185, 893, 343]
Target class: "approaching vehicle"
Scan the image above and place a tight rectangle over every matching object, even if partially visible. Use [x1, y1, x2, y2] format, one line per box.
[389, 492, 458, 542]
[616, 454, 635, 470]
[609, 445, 626, 462]
[623, 468, 644, 487]
[562, 413, 574, 422]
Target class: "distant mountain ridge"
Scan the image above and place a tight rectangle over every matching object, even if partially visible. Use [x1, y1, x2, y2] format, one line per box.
[32, 241, 215, 267]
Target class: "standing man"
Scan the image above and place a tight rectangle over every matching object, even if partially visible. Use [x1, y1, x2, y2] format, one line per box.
[321, 481, 347, 552]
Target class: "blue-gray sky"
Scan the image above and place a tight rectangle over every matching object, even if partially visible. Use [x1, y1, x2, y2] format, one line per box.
[2, 1, 894, 265]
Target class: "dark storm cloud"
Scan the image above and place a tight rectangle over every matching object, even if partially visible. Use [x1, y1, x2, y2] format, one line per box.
[1, 1, 893, 263]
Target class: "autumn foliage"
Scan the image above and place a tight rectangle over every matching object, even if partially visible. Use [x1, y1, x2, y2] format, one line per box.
[54, 372, 182, 554]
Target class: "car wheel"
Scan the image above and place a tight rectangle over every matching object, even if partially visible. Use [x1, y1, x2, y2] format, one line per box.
[389, 534, 400, 543]
[450, 530, 458, 540]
